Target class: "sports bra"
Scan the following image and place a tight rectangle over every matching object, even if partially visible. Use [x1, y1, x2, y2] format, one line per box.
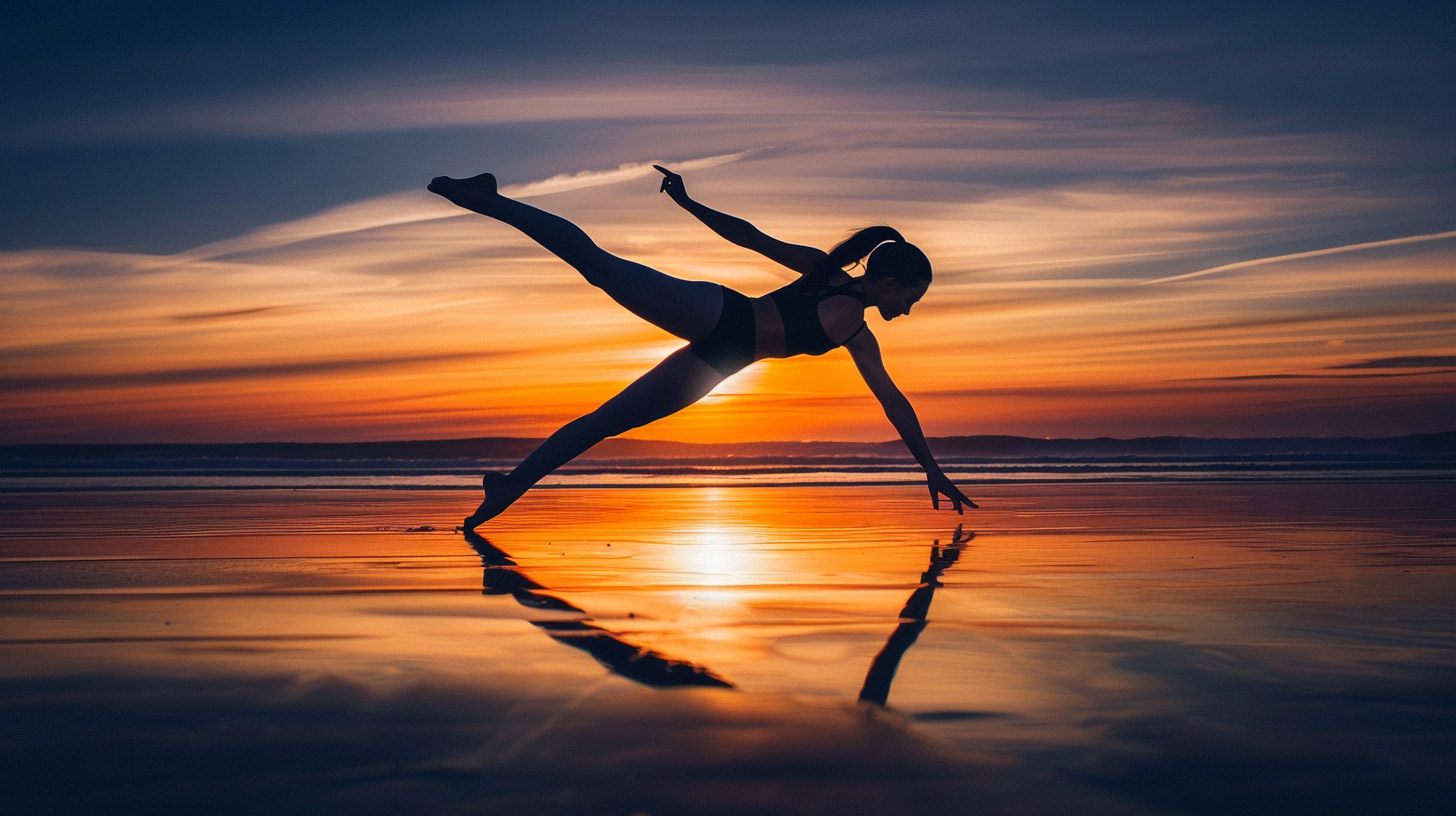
[768, 278, 868, 356]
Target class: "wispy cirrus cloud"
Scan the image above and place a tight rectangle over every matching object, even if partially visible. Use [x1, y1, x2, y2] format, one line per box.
[0, 71, 887, 147]
[500, 151, 760, 198]
[1331, 356, 1456, 369]
[181, 151, 759, 262]
[0, 351, 493, 393]
[1204, 371, 1456, 381]
[1144, 230, 1456, 284]
[171, 306, 292, 322]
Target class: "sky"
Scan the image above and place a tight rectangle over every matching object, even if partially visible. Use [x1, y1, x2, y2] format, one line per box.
[2, 0, 1453, 443]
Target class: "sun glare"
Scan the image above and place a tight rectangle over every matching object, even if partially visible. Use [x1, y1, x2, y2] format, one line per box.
[681, 528, 763, 585]
[675, 494, 764, 588]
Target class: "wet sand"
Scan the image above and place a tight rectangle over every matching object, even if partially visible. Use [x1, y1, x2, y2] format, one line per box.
[2, 483, 1454, 814]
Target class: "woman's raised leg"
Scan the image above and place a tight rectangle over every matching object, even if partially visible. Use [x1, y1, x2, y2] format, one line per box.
[463, 347, 726, 529]
[429, 173, 723, 340]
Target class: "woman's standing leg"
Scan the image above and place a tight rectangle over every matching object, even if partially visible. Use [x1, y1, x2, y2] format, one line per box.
[464, 347, 726, 529]
[429, 173, 722, 340]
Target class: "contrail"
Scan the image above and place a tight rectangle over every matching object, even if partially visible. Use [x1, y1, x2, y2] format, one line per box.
[179, 149, 761, 261]
[501, 150, 759, 198]
[1143, 229, 1456, 285]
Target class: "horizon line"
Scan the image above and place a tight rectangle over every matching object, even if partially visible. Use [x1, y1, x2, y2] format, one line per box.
[7, 429, 1454, 448]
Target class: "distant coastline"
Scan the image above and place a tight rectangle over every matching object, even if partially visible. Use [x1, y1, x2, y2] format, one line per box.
[6, 431, 1454, 464]
[4, 433, 1452, 490]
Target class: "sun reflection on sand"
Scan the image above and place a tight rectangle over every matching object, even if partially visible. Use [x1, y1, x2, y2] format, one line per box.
[674, 524, 762, 588]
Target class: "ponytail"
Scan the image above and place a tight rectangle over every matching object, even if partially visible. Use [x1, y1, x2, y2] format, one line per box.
[803, 226, 903, 291]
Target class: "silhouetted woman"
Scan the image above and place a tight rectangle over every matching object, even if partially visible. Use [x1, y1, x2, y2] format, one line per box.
[428, 166, 977, 529]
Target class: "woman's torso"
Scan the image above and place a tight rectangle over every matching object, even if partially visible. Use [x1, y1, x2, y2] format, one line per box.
[748, 272, 867, 361]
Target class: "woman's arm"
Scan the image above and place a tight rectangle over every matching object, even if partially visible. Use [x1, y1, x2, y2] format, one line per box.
[845, 328, 979, 512]
[655, 165, 826, 275]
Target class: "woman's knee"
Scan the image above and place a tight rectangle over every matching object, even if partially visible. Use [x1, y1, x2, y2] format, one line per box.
[574, 403, 642, 440]
[574, 248, 627, 289]
[592, 389, 687, 438]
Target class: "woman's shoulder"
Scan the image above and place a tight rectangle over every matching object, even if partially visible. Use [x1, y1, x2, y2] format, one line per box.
[817, 292, 868, 344]
[820, 272, 866, 299]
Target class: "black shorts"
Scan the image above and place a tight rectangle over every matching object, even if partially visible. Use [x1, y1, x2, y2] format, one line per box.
[689, 285, 755, 377]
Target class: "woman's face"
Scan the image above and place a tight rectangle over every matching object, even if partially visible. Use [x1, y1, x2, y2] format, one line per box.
[870, 277, 930, 321]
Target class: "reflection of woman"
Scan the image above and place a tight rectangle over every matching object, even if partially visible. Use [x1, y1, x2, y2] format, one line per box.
[428, 166, 977, 530]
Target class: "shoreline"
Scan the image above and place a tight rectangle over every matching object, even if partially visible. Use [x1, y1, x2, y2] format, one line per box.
[5, 472, 1455, 492]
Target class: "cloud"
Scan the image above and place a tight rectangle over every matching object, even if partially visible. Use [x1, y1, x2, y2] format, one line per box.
[181, 151, 758, 262]
[0, 71, 887, 146]
[171, 306, 291, 322]
[1203, 371, 1456, 381]
[0, 351, 492, 393]
[176, 191, 463, 262]
[0, 62, 1357, 179]
[1330, 355, 1456, 369]
[1143, 229, 1456, 284]
[499, 150, 760, 198]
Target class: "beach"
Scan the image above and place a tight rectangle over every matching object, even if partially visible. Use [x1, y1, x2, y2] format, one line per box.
[3, 481, 1455, 814]
[7, 1, 1452, 810]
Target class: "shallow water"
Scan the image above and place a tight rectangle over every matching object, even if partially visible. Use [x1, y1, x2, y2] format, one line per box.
[2, 483, 1454, 814]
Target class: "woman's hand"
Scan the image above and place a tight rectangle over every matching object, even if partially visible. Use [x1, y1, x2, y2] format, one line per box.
[927, 471, 978, 513]
[653, 164, 690, 205]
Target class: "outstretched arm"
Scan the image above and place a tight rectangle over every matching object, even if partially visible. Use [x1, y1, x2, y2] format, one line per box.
[654, 165, 826, 275]
[845, 328, 979, 513]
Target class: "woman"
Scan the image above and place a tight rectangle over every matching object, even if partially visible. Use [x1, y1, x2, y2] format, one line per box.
[427, 165, 977, 530]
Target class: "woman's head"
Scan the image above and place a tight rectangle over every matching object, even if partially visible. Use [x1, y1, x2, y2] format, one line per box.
[864, 239, 932, 320]
[865, 240, 932, 287]
[815, 226, 931, 281]
[815, 227, 932, 320]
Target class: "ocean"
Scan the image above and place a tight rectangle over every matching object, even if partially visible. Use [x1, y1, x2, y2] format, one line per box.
[5, 432, 1454, 490]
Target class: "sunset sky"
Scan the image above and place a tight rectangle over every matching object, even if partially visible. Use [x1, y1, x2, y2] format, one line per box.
[2, 0, 1452, 443]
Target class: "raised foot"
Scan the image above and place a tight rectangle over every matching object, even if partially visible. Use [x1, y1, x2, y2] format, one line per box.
[427, 173, 498, 210]
[462, 471, 519, 532]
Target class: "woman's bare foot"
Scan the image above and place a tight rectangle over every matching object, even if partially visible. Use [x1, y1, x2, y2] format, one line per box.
[463, 471, 520, 531]
[427, 173, 499, 212]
